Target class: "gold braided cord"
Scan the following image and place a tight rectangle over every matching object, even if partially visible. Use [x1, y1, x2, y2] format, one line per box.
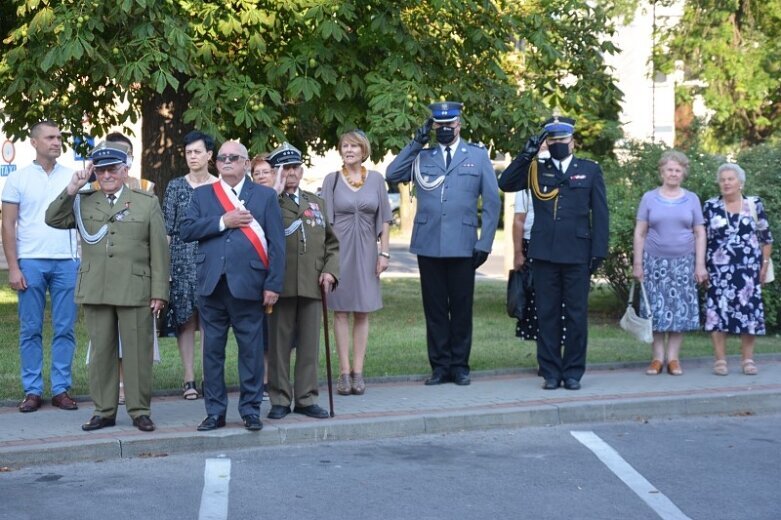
[527, 159, 558, 200]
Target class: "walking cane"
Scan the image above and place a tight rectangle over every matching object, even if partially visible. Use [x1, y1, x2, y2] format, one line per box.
[320, 286, 335, 417]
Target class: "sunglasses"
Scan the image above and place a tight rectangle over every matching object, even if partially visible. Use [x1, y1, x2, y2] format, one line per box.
[95, 164, 124, 176]
[216, 154, 246, 163]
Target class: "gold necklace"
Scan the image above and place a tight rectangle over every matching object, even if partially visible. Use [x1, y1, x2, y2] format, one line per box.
[342, 166, 367, 188]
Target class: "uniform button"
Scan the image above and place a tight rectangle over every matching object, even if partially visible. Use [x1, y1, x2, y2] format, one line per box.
[108, 243, 113, 247]
[226, 239, 231, 243]
[108, 254, 113, 258]
[110, 231, 116, 235]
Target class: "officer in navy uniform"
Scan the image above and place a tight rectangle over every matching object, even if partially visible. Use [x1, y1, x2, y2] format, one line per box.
[498, 116, 609, 390]
[386, 101, 500, 386]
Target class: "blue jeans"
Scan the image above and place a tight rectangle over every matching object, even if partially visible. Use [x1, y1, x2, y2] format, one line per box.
[18, 258, 79, 396]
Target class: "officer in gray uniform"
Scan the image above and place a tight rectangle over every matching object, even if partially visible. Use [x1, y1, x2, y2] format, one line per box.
[386, 102, 500, 386]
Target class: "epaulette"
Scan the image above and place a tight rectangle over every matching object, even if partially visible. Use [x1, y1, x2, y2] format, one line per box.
[301, 190, 322, 201]
[130, 188, 156, 198]
[468, 142, 485, 149]
[78, 186, 99, 195]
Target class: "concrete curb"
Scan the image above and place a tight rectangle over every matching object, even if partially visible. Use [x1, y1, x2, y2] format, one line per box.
[3, 386, 780, 469]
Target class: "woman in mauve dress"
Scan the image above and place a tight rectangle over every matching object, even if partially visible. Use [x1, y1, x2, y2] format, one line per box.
[321, 130, 392, 395]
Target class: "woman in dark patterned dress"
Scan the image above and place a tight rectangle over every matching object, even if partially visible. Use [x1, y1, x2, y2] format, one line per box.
[162, 131, 217, 399]
[703, 163, 773, 376]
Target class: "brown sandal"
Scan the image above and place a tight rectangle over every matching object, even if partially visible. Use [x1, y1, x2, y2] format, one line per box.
[336, 373, 352, 396]
[645, 360, 663, 375]
[667, 360, 683, 376]
[741, 359, 758, 376]
[713, 359, 728, 376]
[350, 372, 366, 395]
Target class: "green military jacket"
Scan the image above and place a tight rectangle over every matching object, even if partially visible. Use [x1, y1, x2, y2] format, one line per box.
[45, 186, 170, 306]
[279, 190, 339, 299]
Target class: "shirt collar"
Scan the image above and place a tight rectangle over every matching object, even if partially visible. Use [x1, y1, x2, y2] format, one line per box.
[220, 176, 246, 197]
[552, 154, 573, 173]
[439, 137, 461, 156]
[106, 186, 124, 201]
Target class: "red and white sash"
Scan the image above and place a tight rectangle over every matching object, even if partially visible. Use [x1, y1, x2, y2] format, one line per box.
[213, 181, 269, 268]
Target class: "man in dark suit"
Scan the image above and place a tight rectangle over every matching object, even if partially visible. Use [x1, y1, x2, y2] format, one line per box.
[498, 116, 609, 390]
[180, 140, 285, 432]
[386, 101, 500, 386]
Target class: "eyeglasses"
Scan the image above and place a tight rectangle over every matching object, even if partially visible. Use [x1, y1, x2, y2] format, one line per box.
[254, 169, 274, 177]
[216, 154, 246, 163]
[95, 164, 124, 176]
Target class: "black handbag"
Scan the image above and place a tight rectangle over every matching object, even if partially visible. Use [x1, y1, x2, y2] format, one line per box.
[507, 268, 533, 320]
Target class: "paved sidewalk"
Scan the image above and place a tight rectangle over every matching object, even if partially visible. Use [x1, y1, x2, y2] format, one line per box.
[2, 357, 780, 468]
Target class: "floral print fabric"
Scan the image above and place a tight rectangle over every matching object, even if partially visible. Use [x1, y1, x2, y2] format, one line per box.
[703, 196, 773, 335]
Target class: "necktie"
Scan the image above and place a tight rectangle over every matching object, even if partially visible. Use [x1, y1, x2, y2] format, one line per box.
[445, 146, 452, 168]
[108, 194, 116, 206]
[231, 188, 238, 197]
[288, 193, 298, 205]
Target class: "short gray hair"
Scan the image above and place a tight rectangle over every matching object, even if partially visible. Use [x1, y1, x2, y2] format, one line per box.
[716, 163, 746, 184]
[658, 150, 690, 176]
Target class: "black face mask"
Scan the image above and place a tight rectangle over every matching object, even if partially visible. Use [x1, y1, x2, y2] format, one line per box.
[548, 142, 571, 160]
[436, 126, 456, 145]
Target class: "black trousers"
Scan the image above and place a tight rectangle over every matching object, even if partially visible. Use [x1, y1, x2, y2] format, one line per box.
[198, 277, 265, 417]
[532, 260, 590, 382]
[417, 255, 475, 376]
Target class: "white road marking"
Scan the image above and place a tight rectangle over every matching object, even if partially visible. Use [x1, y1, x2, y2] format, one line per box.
[199, 458, 232, 520]
[571, 431, 692, 520]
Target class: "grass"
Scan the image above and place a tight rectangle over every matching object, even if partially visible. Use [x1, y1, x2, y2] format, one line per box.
[1, 271, 779, 401]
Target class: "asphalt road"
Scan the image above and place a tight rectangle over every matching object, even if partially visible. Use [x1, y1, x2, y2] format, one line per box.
[2, 414, 779, 520]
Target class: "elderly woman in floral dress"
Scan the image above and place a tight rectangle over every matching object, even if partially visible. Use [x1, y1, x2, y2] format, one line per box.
[703, 163, 773, 376]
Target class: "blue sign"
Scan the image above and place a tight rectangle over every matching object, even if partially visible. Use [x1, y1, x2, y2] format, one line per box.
[0, 164, 17, 177]
[73, 135, 95, 161]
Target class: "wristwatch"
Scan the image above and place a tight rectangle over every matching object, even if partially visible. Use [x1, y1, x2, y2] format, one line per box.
[379, 251, 390, 259]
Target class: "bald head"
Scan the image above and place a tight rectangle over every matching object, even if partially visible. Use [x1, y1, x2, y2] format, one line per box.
[216, 140, 250, 187]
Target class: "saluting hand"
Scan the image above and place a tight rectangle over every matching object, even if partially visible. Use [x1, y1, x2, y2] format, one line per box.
[66, 163, 94, 195]
[519, 131, 548, 161]
[414, 117, 434, 145]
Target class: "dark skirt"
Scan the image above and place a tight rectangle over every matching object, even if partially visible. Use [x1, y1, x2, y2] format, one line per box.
[515, 239, 538, 341]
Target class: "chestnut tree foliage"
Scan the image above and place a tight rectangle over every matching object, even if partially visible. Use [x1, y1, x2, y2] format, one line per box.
[1, 0, 623, 190]
[659, 0, 781, 150]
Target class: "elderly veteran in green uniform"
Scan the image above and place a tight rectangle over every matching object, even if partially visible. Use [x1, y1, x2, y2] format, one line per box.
[266, 142, 340, 420]
[45, 143, 169, 432]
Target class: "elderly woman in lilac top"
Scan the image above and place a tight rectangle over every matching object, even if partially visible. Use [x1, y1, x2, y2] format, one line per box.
[632, 151, 708, 376]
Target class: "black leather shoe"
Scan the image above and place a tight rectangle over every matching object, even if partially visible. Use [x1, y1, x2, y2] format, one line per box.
[267, 405, 291, 420]
[132, 415, 155, 432]
[293, 404, 330, 419]
[81, 415, 116, 431]
[242, 414, 263, 431]
[542, 378, 560, 390]
[453, 372, 471, 386]
[563, 378, 581, 390]
[424, 372, 450, 385]
[197, 415, 226, 431]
